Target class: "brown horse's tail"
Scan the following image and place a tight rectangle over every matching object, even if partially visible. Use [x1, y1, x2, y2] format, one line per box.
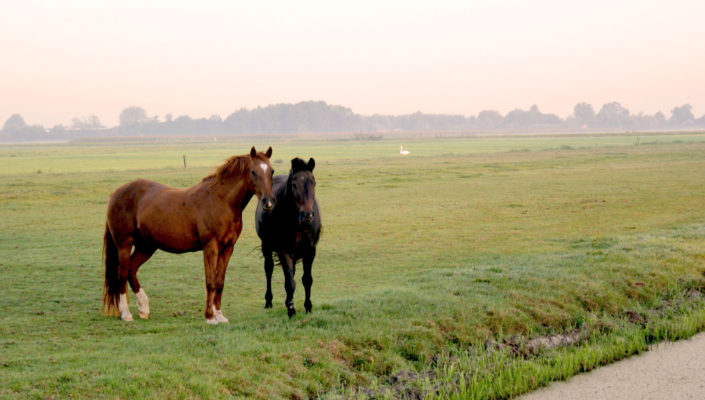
[102, 224, 121, 316]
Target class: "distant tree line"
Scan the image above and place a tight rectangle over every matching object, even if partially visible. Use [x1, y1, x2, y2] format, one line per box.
[2, 100, 705, 142]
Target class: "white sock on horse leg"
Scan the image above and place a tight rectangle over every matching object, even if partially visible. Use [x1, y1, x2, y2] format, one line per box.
[135, 288, 149, 319]
[212, 305, 229, 323]
[119, 293, 133, 321]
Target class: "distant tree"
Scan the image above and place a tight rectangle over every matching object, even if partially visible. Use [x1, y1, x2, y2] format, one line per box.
[49, 124, 67, 135]
[697, 114, 705, 127]
[476, 110, 504, 129]
[632, 112, 666, 131]
[222, 101, 363, 134]
[119, 106, 149, 127]
[654, 111, 666, 125]
[165, 113, 173, 123]
[503, 105, 560, 129]
[669, 104, 695, 127]
[2, 114, 46, 140]
[70, 115, 104, 130]
[170, 115, 194, 134]
[3, 114, 29, 133]
[595, 102, 631, 129]
[174, 115, 192, 124]
[573, 102, 595, 127]
[504, 108, 530, 128]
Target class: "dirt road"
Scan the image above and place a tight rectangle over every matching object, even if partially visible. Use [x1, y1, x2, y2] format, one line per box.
[518, 332, 705, 400]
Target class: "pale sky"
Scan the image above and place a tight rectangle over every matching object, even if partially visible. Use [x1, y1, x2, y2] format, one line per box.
[1, 0, 704, 127]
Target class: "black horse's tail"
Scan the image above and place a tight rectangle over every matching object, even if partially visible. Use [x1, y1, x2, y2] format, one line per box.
[102, 224, 121, 316]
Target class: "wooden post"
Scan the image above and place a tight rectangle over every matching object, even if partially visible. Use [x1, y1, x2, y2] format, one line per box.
[183, 155, 187, 168]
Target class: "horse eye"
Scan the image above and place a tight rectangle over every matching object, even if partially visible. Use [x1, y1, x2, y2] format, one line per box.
[250, 170, 256, 176]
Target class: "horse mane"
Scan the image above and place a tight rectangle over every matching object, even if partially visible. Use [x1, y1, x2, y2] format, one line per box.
[202, 155, 251, 183]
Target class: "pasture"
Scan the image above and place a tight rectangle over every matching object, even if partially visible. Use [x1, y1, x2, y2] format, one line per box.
[2, 132, 705, 399]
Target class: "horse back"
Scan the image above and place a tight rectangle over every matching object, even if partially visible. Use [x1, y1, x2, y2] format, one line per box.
[107, 179, 201, 252]
[107, 179, 166, 232]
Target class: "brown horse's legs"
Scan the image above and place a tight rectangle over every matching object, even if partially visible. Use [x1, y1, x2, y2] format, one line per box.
[116, 239, 134, 321]
[126, 246, 155, 292]
[127, 246, 156, 319]
[279, 252, 297, 318]
[212, 244, 234, 323]
[302, 251, 315, 313]
[203, 241, 219, 324]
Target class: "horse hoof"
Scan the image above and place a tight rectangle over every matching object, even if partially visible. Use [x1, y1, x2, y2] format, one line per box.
[121, 314, 133, 322]
[287, 308, 296, 318]
[264, 302, 273, 309]
[206, 318, 218, 325]
[138, 312, 149, 319]
[212, 306, 228, 323]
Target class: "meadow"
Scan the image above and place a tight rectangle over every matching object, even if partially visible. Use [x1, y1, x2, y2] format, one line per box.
[1, 132, 705, 399]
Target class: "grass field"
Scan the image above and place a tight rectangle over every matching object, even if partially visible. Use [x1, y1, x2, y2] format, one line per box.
[1, 132, 705, 399]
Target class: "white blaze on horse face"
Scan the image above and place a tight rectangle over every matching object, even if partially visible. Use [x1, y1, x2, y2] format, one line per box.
[259, 162, 268, 174]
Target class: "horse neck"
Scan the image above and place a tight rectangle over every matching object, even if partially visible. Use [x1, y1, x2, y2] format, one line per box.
[205, 175, 253, 212]
[275, 175, 298, 215]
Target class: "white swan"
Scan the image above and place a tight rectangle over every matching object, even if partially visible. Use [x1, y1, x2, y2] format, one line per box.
[400, 145, 410, 155]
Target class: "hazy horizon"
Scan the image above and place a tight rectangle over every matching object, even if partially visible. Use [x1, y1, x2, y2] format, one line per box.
[2, 0, 704, 128]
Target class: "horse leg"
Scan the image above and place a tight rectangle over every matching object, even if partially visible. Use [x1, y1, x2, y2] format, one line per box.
[212, 243, 234, 323]
[263, 244, 274, 309]
[116, 239, 134, 321]
[279, 252, 297, 318]
[302, 250, 315, 313]
[127, 245, 156, 319]
[203, 241, 219, 324]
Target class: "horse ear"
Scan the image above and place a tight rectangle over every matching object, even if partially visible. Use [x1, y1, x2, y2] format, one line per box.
[265, 146, 272, 159]
[291, 158, 306, 172]
[250, 146, 257, 157]
[307, 158, 315, 171]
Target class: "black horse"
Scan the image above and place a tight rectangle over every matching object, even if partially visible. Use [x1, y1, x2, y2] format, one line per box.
[255, 157, 321, 317]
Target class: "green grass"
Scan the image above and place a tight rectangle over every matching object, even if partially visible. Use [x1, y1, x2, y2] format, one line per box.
[1, 132, 705, 399]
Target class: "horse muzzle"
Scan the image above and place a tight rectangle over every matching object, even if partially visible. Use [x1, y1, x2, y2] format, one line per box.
[298, 210, 314, 225]
[261, 197, 275, 212]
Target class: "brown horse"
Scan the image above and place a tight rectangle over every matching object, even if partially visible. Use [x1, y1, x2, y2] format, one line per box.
[102, 146, 275, 324]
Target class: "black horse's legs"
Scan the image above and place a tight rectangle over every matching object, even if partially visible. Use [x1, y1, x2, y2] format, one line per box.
[263, 245, 274, 309]
[302, 250, 315, 313]
[127, 244, 156, 319]
[279, 252, 297, 317]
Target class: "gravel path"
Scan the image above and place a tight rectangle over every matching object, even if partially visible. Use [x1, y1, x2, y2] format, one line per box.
[518, 332, 705, 400]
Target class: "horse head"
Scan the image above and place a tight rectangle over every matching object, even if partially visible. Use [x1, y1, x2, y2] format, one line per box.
[288, 157, 316, 225]
[248, 146, 276, 212]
